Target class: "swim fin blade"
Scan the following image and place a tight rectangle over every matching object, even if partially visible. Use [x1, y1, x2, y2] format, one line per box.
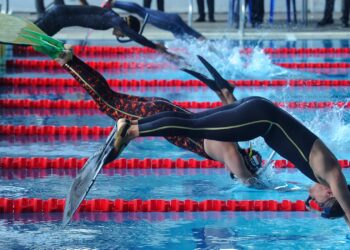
[0, 13, 46, 46]
[19, 28, 65, 58]
[197, 55, 235, 93]
[62, 125, 119, 227]
[181, 68, 219, 92]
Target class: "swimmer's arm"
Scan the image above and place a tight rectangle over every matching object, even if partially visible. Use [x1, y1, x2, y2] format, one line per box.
[204, 141, 253, 181]
[119, 22, 160, 51]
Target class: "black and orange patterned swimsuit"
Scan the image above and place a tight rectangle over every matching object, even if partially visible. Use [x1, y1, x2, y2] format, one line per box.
[63, 55, 209, 159]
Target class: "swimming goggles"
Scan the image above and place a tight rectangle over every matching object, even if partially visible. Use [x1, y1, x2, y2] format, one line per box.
[305, 196, 337, 219]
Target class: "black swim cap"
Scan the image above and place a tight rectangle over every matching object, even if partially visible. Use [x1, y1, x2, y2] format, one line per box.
[126, 15, 141, 33]
[305, 185, 350, 219]
[230, 147, 263, 179]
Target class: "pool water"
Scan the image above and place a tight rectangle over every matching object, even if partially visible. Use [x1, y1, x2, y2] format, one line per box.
[1, 39, 350, 249]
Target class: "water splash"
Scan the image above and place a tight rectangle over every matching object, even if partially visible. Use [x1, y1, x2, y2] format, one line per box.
[302, 106, 350, 157]
[165, 39, 318, 80]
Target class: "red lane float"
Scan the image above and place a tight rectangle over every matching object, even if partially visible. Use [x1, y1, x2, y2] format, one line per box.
[13, 46, 157, 56]
[5, 59, 350, 70]
[0, 198, 318, 213]
[1, 99, 350, 109]
[12, 45, 350, 56]
[6, 60, 172, 70]
[1, 109, 101, 117]
[0, 157, 349, 169]
[0, 157, 223, 169]
[276, 62, 350, 69]
[0, 125, 112, 136]
[262, 47, 350, 55]
[2, 78, 350, 87]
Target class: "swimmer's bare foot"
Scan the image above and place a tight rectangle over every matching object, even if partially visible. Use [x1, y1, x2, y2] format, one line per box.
[55, 44, 73, 66]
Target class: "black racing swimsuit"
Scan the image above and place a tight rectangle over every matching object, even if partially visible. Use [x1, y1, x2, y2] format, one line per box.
[35, 5, 157, 49]
[113, 1, 203, 39]
[139, 96, 319, 182]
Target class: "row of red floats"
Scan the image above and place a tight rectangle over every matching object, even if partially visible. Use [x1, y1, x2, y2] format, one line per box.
[5, 59, 350, 70]
[276, 62, 350, 68]
[0, 198, 319, 213]
[1, 99, 350, 109]
[0, 158, 223, 169]
[12, 46, 350, 56]
[1, 157, 349, 169]
[2, 78, 350, 87]
[0, 125, 112, 136]
[0, 99, 221, 109]
[13, 46, 156, 56]
[6, 60, 171, 70]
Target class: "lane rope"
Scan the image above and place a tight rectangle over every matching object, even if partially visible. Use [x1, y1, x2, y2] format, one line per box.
[0, 198, 320, 213]
[5, 59, 350, 70]
[2, 78, 350, 87]
[12, 45, 350, 56]
[0, 157, 349, 169]
[1, 99, 349, 109]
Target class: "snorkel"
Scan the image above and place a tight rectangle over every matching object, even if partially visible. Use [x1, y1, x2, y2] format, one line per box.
[117, 13, 150, 43]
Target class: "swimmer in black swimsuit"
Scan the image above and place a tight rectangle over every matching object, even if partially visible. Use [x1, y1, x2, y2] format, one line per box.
[113, 75, 350, 225]
[102, 0, 205, 40]
[34, 5, 167, 53]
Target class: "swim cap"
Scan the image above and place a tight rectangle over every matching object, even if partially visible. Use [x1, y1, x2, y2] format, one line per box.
[305, 185, 350, 219]
[230, 147, 262, 179]
[126, 15, 141, 33]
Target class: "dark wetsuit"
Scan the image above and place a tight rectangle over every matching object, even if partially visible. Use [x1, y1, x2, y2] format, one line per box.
[138, 97, 319, 182]
[35, 5, 157, 49]
[62, 55, 209, 159]
[113, 1, 204, 39]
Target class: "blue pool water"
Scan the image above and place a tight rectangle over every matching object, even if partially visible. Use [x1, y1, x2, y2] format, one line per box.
[1, 39, 350, 249]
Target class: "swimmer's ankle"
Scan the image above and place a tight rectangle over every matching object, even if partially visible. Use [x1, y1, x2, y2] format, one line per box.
[55, 48, 73, 66]
[221, 88, 235, 104]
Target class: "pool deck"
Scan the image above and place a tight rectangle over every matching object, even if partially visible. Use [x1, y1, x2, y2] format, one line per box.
[13, 11, 350, 42]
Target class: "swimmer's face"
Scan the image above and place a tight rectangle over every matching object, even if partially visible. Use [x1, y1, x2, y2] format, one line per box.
[113, 27, 125, 37]
[309, 183, 333, 204]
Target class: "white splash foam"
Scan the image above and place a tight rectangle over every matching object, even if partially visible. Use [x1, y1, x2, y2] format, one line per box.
[165, 39, 317, 80]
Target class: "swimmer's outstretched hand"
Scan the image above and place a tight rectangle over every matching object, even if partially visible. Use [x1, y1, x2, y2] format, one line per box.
[19, 28, 65, 59]
[155, 43, 191, 68]
[164, 52, 190, 68]
[155, 43, 168, 53]
[244, 177, 269, 190]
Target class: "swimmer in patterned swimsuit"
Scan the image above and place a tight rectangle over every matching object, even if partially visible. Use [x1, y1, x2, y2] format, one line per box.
[56, 49, 261, 182]
[23, 30, 261, 186]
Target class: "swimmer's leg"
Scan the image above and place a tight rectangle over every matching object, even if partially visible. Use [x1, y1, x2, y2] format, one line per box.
[56, 50, 210, 158]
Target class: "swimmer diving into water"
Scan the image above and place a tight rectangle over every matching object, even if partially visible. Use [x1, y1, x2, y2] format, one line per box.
[102, 0, 205, 40]
[34, 4, 169, 53]
[55, 46, 263, 185]
[113, 93, 350, 224]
